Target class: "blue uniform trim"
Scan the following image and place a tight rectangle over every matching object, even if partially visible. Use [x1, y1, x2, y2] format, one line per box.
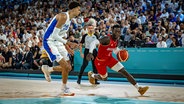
[43, 18, 57, 61]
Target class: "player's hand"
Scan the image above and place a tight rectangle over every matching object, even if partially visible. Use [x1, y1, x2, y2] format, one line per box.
[80, 53, 84, 58]
[66, 41, 79, 50]
[65, 45, 74, 56]
[86, 53, 94, 61]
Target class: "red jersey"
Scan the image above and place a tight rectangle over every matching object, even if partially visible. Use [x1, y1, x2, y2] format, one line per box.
[97, 35, 118, 59]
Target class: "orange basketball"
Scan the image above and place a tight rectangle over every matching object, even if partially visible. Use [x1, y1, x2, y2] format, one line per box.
[117, 49, 129, 62]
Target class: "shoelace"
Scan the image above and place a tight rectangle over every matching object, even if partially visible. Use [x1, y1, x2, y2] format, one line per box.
[62, 86, 70, 93]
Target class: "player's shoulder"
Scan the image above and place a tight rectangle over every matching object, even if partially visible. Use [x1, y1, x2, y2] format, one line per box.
[99, 35, 110, 45]
[57, 13, 67, 20]
[82, 34, 88, 39]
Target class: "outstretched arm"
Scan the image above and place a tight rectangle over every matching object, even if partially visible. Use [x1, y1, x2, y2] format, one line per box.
[113, 47, 121, 55]
[86, 39, 100, 61]
[89, 39, 100, 53]
[86, 36, 110, 61]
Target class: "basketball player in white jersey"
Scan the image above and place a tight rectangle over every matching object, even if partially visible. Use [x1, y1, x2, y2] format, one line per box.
[41, 1, 81, 96]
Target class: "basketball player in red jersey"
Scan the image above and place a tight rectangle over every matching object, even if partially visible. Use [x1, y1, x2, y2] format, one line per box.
[86, 25, 149, 95]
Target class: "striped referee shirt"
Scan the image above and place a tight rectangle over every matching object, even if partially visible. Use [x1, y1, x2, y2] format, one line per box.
[80, 33, 98, 49]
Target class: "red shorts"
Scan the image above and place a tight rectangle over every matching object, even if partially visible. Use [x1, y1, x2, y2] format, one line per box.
[94, 56, 118, 76]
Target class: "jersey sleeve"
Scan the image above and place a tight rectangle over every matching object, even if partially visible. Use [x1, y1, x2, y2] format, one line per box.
[80, 34, 87, 44]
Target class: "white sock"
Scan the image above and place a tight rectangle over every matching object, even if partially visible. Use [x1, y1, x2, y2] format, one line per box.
[91, 73, 95, 78]
[62, 84, 66, 89]
[134, 83, 139, 90]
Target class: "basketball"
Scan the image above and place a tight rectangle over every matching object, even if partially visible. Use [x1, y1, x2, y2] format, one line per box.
[117, 49, 129, 62]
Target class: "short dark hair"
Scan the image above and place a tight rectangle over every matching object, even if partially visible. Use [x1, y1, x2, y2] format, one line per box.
[68, 1, 80, 10]
[112, 24, 121, 30]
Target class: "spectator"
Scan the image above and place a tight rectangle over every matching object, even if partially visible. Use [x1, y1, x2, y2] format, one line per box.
[31, 42, 41, 69]
[22, 46, 33, 70]
[166, 33, 174, 48]
[138, 12, 147, 25]
[13, 48, 23, 69]
[170, 37, 179, 47]
[160, 9, 169, 19]
[156, 35, 167, 48]
[177, 30, 183, 47]
[145, 36, 154, 44]
[149, 29, 158, 43]
[1, 47, 13, 69]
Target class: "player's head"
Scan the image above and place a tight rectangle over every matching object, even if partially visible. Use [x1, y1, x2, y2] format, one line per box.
[112, 24, 121, 40]
[68, 1, 81, 17]
[87, 18, 97, 28]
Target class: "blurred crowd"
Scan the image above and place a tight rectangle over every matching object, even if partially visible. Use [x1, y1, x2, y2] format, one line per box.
[0, 0, 184, 70]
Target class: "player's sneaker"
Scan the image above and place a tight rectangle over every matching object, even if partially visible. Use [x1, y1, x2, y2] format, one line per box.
[61, 86, 75, 96]
[138, 86, 149, 95]
[88, 71, 95, 84]
[41, 65, 51, 82]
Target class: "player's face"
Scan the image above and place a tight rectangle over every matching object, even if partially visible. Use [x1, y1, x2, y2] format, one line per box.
[112, 28, 121, 40]
[74, 6, 81, 16]
[87, 26, 95, 34]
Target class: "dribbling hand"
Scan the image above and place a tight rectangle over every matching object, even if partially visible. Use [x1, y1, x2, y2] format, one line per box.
[66, 41, 79, 50]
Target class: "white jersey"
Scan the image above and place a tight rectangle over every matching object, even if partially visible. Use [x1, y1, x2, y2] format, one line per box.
[44, 12, 71, 45]
[43, 12, 71, 62]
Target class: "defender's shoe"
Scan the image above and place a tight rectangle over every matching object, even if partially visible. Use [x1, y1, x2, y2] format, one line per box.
[61, 86, 75, 96]
[41, 65, 51, 82]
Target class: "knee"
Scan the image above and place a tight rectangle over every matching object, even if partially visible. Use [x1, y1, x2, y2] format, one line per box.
[66, 64, 72, 72]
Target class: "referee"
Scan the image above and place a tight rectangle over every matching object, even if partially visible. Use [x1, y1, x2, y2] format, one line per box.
[77, 19, 99, 84]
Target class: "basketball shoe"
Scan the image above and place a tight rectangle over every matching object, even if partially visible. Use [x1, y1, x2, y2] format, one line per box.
[138, 86, 149, 95]
[61, 86, 75, 96]
[41, 65, 51, 82]
[88, 71, 95, 84]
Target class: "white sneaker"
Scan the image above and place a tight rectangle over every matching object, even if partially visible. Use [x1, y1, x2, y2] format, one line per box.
[61, 86, 75, 96]
[41, 65, 51, 82]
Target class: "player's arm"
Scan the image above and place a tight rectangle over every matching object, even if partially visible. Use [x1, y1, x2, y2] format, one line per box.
[88, 36, 110, 54]
[50, 13, 68, 44]
[113, 47, 121, 55]
[87, 36, 111, 61]
[89, 39, 100, 54]
[86, 39, 99, 61]
[65, 44, 74, 56]
[52, 13, 78, 48]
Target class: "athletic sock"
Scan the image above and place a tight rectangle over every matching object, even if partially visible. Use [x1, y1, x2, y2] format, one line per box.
[134, 83, 139, 90]
[91, 73, 95, 78]
[62, 84, 66, 89]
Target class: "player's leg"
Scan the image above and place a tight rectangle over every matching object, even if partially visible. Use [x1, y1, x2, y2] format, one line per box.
[110, 57, 149, 95]
[88, 58, 108, 84]
[118, 67, 149, 95]
[41, 42, 66, 81]
[57, 46, 74, 96]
